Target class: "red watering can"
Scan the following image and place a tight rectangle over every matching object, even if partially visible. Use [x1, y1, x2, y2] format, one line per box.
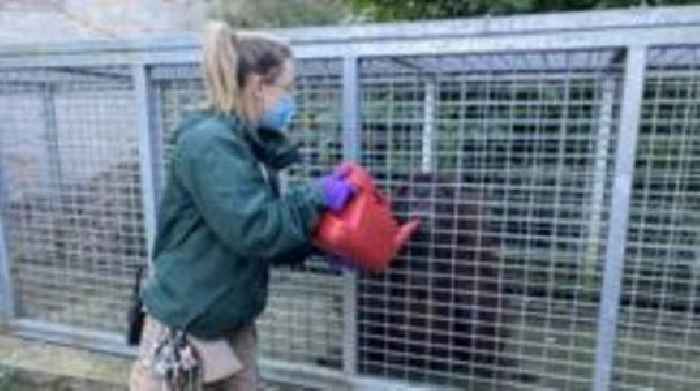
[313, 162, 420, 273]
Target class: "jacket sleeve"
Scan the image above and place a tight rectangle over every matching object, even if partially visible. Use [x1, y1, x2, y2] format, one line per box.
[175, 127, 327, 265]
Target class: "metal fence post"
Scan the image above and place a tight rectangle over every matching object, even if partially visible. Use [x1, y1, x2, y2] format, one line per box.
[42, 83, 63, 205]
[0, 95, 12, 323]
[342, 55, 360, 377]
[133, 64, 158, 270]
[149, 80, 165, 206]
[592, 46, 647, 391]
[585, 74, 616, 293]
[0, 179, 13, 323]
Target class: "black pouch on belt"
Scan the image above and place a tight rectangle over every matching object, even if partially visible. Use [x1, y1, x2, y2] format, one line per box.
[127, 265, 147, 346]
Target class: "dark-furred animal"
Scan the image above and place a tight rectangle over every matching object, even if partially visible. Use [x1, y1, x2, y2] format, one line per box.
[357, 172, 510, 380]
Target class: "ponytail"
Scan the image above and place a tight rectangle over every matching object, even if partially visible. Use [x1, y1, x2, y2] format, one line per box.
[201, 21, 292, 122]
[203, 22, 241, 115]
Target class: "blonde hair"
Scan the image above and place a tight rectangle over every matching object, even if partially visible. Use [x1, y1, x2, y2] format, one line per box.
[202, 22, 292, 123]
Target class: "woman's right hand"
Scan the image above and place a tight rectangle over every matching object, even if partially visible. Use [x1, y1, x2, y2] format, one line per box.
[327, 254, 359, 272]
[318, 165, 357, 212]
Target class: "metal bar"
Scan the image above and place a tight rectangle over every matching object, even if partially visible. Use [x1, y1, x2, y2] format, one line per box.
[149, 80, 165, 206]
[291, 26, 700, 59]
[341, 56, 360, 377]
[147, 69, 627, 85]
[2, 25, 700, 68]
[50, 66, 132, 81]
[390, 57, 425, 73]
[144, 67, 698, 85]
[343, 57, 361, 162]
[42, 83, 62, 206]
[0, 172, 12, 322]
[9, 318, 135, 357]
[421, 80, 435, 173]
[592, 46, 647, 391]
[352, 376, 464, 391]
[248, 359, 467, 391]
[584, 74, 616, 292]
[364, 71, 620, 84]
[133, 64, 157, 269]
[259, 359, 352, 391]
[0, 50, 200, 69]
[0, 84, 12, 322]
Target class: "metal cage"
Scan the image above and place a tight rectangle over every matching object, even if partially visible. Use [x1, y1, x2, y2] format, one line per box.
[1, 7, 700, 391]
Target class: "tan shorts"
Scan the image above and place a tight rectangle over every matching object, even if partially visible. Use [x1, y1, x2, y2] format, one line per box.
[129, 316, 266, 391]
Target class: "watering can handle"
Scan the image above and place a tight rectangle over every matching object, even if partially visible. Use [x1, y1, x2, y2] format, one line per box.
[373, 189, 390, 206]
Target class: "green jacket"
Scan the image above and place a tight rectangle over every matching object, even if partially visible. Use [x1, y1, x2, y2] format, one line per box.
[142, 110, 327, 339]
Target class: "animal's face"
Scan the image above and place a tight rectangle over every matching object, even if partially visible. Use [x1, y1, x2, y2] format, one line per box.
[386, 172, 499, 271]
[391, 173, 486, 235]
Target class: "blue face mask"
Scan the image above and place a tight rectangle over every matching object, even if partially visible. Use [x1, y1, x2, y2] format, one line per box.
[259, 94, 296, 132]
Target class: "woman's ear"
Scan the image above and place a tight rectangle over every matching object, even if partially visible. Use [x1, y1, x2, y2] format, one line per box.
[246, 73, 263, 97]
[240, 73, 265, 123]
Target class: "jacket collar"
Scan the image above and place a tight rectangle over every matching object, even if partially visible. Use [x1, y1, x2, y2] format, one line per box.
[205, 110, 301, 171]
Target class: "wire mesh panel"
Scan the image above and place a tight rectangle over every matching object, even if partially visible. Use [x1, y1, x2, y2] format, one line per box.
[151, 58, 346, 370]
[358, 50, 623, 390]
[260, 58, 346, 369]
[151, 63, 204, 191]
[0, 14, 698, 391]
[0, 66, 146, 333]
[611, 47, 700, 391]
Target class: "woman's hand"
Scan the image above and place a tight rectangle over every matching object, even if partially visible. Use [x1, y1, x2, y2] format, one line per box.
[318, 165, 357, 212]
[327, 255, 359, 272]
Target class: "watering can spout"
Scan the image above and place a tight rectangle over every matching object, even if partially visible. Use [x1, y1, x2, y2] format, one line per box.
[395, 219, 421, 249]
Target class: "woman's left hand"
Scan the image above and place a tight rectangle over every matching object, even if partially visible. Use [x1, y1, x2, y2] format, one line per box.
[318, 165, 357, 212]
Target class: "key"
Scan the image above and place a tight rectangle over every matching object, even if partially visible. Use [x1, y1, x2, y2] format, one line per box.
[180, 345, 199, 370]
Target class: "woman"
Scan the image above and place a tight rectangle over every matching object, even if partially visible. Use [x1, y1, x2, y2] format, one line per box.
[130, 22, 355, 390]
